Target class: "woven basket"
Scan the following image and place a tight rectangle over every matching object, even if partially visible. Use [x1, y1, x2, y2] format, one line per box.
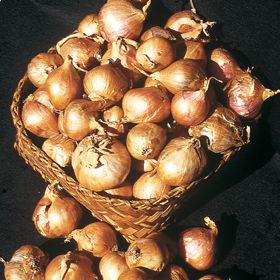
[11, 72, 239, 242]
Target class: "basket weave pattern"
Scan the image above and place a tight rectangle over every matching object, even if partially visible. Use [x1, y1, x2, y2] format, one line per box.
[11, 74, 236, 242]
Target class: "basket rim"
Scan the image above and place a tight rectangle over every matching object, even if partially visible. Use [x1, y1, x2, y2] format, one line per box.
[10, 59, 239, 209]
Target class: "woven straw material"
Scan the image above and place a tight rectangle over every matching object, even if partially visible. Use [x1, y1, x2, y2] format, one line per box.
[11, 73, 237, 242]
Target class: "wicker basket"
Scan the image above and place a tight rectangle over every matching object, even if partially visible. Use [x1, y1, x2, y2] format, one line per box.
[11, 73, 239, 242]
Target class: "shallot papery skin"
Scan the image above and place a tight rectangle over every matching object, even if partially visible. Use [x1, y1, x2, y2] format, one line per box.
[32, 186, 83, 238]
[99, 251, 128, 280]
[224, 71, 280, 119]
[22, 100, 59, 138]
[150, 59, 206, 95]
[45, 251, 98, 280]
[98, 0, 150, 42]
[71, 136, 131, 191]
[1, 245, 48, 280]
[77, 13, 100, 36]
[171, 86, 211, 126]
[189, 105, 250, 154]
[66, 222, 118, 258]
[179, 217, 218, 271]
[27, 52, 63, 88]
[209, 48, 242, 83]
[155, 264, 189, 280]
[122, 86, 170, 123]
[157, 137, 207, 186]
[125, 237, 170, 272]
[164, 10, 214, 41]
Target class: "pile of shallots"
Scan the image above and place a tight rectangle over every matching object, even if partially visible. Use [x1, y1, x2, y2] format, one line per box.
[7, 0, 280, 279]
[1, 183, 222, 279]
[20, 0, 279, 199]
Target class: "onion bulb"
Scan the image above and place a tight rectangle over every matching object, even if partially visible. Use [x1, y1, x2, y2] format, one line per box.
[132, 158, 157, 173]
[102, 105, 128, 137]
[45, 251, 98, 280]
[62, 99, 103, 141]
[72, 135, 131, 191]
[122, 86, 170, 123]
[98, 0, 151, 42]
[189, 105, 250, 153]
[45, 57, 82, 110]
[103, 104, 124, 121]
[179, 217, 218, 271]
[57, 37, 102, 70]
[42, 134, 75, 167]
[140, 26, 176, 41]
[28, 87, 55, 112]
[66, 222, 118, 258]
[99, 251, 128, 280]
[77, 13, 100, 36]
[126, 122, 167, 160]
[101, 37, 143, 86]
[118, 268, 152, 280]
[133, 170, 171, 199]
[32, 185, 83, 238]
[105, 180, 133, 199]
[157, 137, 207, 186]
[184, 40, 207, 68]
[164, 10, 215, 41]
[209, 48, 242, 83]
[27, 52, 63, 88]
[156, 264, 189, 280]
[125, 237, 170, 272]
[22, 100, 59, 138]
[223, 71, 280, 119]
[149, 59, 206, 95]
[84, 64, 129, 107]
[198, 275, 223, 280]
[136, 37, 176, 73]
[0, 245, 48, 280]
[171, 79, 212, 126]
